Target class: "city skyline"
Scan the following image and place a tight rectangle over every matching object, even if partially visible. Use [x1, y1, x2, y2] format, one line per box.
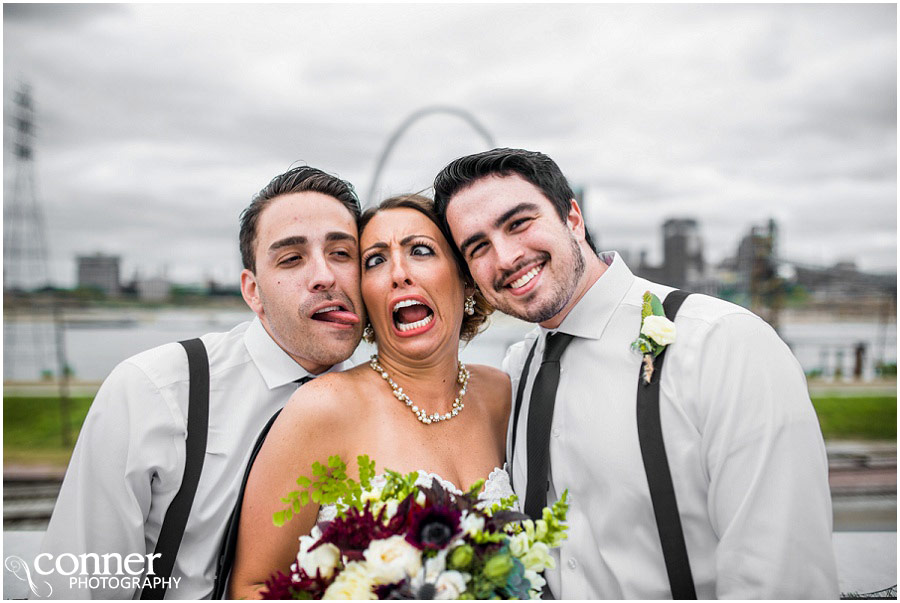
[4, 4, 896, 287]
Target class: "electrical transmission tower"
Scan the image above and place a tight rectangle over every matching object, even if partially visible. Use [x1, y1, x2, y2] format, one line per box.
[4, 83, 57, 380]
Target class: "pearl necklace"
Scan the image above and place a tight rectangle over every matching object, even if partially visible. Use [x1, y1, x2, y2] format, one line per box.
[369, 354, 470, 425]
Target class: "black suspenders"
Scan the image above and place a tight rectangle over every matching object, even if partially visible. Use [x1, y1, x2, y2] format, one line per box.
[141, 339, 209, 600]
[509, 290, 696, 599]
[637, 289, 696, 599]
[210, 409, 283, 599]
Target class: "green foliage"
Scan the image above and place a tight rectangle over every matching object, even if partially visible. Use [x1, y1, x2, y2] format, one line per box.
[640, 291, 653, 320]
[649, 294, 664, 317]
[379, 468, 421, 503]
[634, 291, 667, 358]
[540, 490, 570, 548]
[274, 454, 377, 527]
[487, 493, 519, 515]
[640, 291, 665, 320]
[631, 335, 658, 357]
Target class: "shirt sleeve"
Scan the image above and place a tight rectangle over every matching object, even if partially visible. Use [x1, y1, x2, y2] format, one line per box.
[694, 313, 839, 599]
[39, 360, 182, 600]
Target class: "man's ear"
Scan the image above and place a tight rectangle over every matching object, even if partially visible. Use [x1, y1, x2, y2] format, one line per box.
[566, 198, 587, 240]
[240, 269, 264, 318]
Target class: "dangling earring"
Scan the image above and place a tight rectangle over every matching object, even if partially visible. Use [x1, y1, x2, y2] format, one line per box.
[363, 323, 375, 344]
[464, 295, 476, 316]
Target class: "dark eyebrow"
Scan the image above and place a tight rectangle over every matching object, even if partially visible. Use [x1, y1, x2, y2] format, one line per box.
[459, 231, 487, 258]
[269, 231, 355, 254]
[268, 235, 306, 253]
[459, 203, 540, 257]
[494, 202, 540, 229]
[326, 231, 357, 244]
[362, 234, 437, 256]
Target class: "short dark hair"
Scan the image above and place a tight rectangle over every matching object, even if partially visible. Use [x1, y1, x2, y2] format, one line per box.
[359, 194, 493, 342]
[432, 147, 598, 254]
[240, 166, 360, 272]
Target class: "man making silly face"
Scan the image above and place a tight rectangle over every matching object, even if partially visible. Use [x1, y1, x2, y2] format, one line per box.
[240, 183, 365, 373]
[41, 166, 368, 600]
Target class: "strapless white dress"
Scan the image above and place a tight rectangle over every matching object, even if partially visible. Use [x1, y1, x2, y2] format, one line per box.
[316, 465, 514, 524]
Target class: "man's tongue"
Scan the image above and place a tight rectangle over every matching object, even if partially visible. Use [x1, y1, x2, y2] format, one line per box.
[314, 309, 359, 325]
[396, 305, 430, 324]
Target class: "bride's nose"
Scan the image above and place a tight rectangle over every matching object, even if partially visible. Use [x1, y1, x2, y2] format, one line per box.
[390, 256, 413, 289]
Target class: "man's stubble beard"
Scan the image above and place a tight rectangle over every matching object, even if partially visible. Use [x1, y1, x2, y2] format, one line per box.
[261, 290, 362, 369]
[491, 232, 586, 324]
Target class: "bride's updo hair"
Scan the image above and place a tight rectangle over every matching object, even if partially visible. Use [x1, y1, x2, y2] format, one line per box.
[359, 193, 493, 342]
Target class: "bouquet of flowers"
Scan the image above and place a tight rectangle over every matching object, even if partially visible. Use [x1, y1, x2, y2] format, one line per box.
[262, 455, 569, 600]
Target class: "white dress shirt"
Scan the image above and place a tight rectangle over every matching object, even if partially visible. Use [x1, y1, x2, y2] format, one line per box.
[40, 317, 343, 600]
[503, 252, 839, 599]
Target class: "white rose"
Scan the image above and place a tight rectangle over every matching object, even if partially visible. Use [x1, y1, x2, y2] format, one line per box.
[297, 535, 341, 580]
[322, 561, 377, 600]
[459, 511, 485, 537]
[363, 535, 422, 585]
[641, 315, 676, 346]
[434, 570, 469, 599]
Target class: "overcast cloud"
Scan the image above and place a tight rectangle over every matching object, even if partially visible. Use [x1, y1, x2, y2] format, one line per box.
[3, 3, 896, 287]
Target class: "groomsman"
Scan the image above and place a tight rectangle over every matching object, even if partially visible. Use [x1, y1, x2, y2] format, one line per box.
[41, 166, 365, 599]
[434, 148, 838, 599]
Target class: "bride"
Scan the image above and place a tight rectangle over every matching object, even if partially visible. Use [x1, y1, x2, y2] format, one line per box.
[228, 194, 513, 599]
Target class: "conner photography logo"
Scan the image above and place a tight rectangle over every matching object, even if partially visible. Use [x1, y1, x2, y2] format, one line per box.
[4, 552, 180, 597]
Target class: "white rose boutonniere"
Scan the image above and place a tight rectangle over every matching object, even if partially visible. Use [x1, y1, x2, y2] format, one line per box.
[641, 315, 676, 346]
[631, 291, 677, 384]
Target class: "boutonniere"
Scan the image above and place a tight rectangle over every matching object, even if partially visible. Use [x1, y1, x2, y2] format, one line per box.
[631, 291, 677, 384]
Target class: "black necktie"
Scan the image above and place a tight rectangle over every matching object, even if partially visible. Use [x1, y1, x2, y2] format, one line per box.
[294, 376, 313, 387]
[524, 331, 575, 520]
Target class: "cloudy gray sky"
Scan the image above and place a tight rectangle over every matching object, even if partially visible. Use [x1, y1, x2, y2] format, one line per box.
[4, 3, 896, 287]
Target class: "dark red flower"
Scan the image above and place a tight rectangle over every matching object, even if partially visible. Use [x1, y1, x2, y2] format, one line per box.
[405, 505, 461, 551]
[314, 505, 397, 561]
[260, 566, 332, 600]
[260, 570, 296, 600]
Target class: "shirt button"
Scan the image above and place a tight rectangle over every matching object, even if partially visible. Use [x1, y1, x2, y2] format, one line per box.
[552, 428, 560, 438]
[567, 558, 578, 570]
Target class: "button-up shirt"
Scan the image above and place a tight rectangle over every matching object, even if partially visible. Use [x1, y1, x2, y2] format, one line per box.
[40, 317, 343, 599]
[503, 252, 838, 599]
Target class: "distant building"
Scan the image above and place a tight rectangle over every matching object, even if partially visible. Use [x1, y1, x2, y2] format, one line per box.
[634, 217, 718, 295]
[137, 276, 171, 302]
[662, 218, 704, 289]
[735, 219, 778, 297]
[77, 253, 120, 297]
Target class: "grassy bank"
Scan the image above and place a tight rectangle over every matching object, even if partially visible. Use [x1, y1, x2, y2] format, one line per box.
[3, 393, 897, 468]
[4, 396, 94, 466]
[810, 396, 896, 440]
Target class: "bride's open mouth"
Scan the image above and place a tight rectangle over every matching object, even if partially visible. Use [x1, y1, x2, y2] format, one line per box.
[391, 296, 436, 337]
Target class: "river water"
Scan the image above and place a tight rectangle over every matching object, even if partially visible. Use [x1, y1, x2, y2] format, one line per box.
[3, 307, 897, 382]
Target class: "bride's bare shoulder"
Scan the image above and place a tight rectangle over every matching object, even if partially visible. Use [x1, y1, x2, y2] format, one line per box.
[468, 364, 511, 413]
[278, 367, 370, 427]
